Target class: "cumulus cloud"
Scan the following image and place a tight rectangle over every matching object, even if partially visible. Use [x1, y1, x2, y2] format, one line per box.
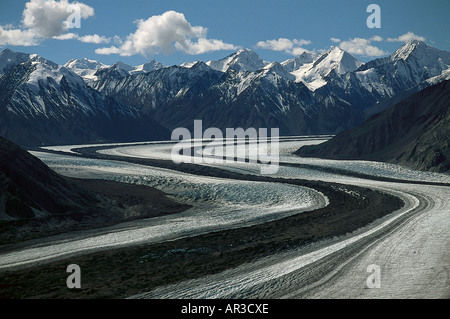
[387, 32, 426, 43]
[0, 26, 38, 46]
[96, 11, 238, 56]
[0, 0, 95, 46]
[255, 38, 312, 55]
[22, 0, 94, 38]
[330, 37, 341, 43]
[337, 37, 388, 57]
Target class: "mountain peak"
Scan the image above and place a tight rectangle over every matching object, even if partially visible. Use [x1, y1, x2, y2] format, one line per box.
[328, 46, 344, 53]
[1, 48, 14, 54]
[206, 49, 268, 72]
[112, 61, 134, 71]
[235, 48, 257, 56]
[236, 48, 251, 53]
[404, 39, 426, 47]
[325, 46, 363, 74]
[131, 60, 164, 74]
[321, 47, 360, 69]
[323, 46, 355, 61]
[290, 46, 363, 91]
[180, 61, 199, 68]
[148, 59, 163, 66]
[392, 40, 429, 61]
[389, 41, 450, 79]
[0, 50, 77, 85]
[0, 49, 33, 74]
[262, 61, 295, 81]
[281, 51, 318, 72]
[64, 58, 107, 70]
[186, 61, 212, 72]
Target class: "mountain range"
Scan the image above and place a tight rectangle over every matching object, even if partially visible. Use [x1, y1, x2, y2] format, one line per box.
[0, 40, 449, 147]
[0, 49, 170, 146]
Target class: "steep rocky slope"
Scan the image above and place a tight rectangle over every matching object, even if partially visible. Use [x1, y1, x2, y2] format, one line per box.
[297, 80, 450, 173]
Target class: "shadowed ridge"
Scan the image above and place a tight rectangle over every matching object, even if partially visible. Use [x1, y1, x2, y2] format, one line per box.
[296, 79, 450, 173]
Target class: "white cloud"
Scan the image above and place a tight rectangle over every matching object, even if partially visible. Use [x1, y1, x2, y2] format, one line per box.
[22, 0, 94, 38]
[330, 37, 341, 43]
[0, 0, 95, 46]
[52, 32, 78, 40]
[175, 38, 238, 55]
[255, 38, 312, 55]
[370, 35, 383, 42]
[96, 11, 238, 56]
[54, 32, 110, 44]
[387, 32, 426, 43]
[0, 26, 37, 46]
[78, 34, 110, 44]
[95, 46, 122, 55]
[337, 37, 388, 57]
[289, 47, 311, 56]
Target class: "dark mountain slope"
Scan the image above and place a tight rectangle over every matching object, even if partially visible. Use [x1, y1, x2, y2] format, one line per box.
[0, 137, 190, 244]
[296, 80, 450, 173]
[0, 136, 99, 220]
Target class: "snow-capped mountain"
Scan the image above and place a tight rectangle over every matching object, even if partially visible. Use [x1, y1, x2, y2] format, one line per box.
[65, 58, 107, 70]
[206, 49, 269, 72]
[180, 61, 200, 68]
[262, 62, 296, 82]
[90, 61, 223, 111]
[89, 41, 449, 137]
[131, 60, 165, 74]
[64, 58, 109, 81]
[64, 58, 164, 83]
[354, 40, 450, 96]
[281, 51, 318, 72]
[0, 49, 169, 146]
[1, 41, 449, 146]
[290, 46, 363, 91]
[0, 49, 33, 74]
[90, 49, 363, 135]
[103, 61, 165, 76]
[324, 40, 450, 111]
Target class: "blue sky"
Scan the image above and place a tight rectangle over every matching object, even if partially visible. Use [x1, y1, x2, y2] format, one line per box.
[0, 0, 449, 66]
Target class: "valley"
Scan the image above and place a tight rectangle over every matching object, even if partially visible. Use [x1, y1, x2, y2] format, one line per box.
[0, 136, 448, 298]
[0, 34, 449, 301]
